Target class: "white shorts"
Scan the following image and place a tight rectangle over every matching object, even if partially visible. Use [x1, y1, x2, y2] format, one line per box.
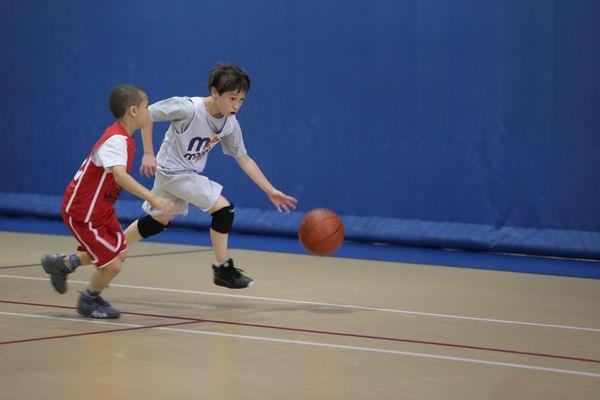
[142, 170, 223, 216]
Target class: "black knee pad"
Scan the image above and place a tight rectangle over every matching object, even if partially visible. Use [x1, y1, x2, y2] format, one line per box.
[211, 203, 235, 234]
[137, 215, 169, 238]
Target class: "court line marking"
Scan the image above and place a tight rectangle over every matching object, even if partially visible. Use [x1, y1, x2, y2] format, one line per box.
[2, 300, 599, 364]
[0, 312, 201, 345]
[1, 273, 599, 333]
[1, 311, 599, 379]
[0, 249, 213, 270]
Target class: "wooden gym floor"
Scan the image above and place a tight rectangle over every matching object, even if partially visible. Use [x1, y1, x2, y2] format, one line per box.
[0, 230, 599, 399]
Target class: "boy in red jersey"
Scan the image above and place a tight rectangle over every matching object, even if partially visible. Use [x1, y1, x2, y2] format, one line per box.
[41, 85, 174, 318]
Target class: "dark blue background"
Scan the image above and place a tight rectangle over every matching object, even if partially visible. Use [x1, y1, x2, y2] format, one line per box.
[1, 0, 599, 257]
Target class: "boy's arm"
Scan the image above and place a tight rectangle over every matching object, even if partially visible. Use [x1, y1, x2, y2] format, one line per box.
[140, 118, 157, 177]
[235, 155, 298, 213]
[139, 97, 195, 177]
[111, 166, 174, 214]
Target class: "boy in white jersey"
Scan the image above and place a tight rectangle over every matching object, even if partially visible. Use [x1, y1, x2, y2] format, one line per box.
[124, 63, 297, 288]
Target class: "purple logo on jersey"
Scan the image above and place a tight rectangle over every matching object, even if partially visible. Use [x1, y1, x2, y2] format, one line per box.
[188, 137, 210, 152]
[184, 136, 220, 161]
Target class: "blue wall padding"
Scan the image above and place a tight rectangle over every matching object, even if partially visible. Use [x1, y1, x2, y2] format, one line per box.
[1, 1, 599, 259]
[2, 192, 600, 260]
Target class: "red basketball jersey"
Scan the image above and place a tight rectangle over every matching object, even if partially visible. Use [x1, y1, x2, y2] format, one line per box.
[62, 121, 135, 222]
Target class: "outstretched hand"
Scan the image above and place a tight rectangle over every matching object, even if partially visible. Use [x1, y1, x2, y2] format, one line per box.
[140, 153, 158, 177]
[268, 189, 298, 213]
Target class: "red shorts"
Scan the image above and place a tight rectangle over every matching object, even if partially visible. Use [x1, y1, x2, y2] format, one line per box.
[62, 210, 127, 269]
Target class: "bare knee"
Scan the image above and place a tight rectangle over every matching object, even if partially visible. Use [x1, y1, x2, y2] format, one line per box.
[103, 260, 122, 276]
[118, 251, 128, 262]
[208, 195, 231, 214]
[152, 214, 173, 225]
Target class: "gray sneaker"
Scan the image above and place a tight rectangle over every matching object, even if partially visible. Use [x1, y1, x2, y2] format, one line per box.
[41, 253, 74, 294]
[77, 292, 121, 319]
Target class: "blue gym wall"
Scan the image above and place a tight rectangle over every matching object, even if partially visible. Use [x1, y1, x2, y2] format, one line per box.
[1, 0, 599, 259]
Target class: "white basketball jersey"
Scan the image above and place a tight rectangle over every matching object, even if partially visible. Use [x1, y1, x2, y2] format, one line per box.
[156, 97, 237, 174]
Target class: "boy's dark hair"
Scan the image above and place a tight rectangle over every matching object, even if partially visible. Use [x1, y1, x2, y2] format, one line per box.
[208, 64, 251, 95]
[108, 84, 146, 119]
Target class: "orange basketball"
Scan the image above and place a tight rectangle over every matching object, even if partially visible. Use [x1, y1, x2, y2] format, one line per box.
[298, 208, 345, 255]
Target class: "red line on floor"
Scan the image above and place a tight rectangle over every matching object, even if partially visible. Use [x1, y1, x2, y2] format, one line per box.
[0, 320, 202, 345]
[2, 299, 599, 364]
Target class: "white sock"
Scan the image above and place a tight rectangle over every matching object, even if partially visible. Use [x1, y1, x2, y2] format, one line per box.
[215, 260, 229, 268]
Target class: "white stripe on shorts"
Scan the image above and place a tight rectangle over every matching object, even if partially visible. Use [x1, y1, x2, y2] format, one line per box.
[68, 216, 99, 264]
[88, 221, 122, 253]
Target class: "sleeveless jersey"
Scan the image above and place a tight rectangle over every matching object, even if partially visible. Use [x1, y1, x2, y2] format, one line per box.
[62, 121, 135, 222]
[156, 97, 237, 174]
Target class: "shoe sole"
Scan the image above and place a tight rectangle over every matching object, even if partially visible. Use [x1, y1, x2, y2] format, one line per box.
[213, 279, 254, 289]
[41, 256, 68, 294]
[77, 308, 121, 319]
[40, 256, 55, 274]
[50, 275, 68, 294]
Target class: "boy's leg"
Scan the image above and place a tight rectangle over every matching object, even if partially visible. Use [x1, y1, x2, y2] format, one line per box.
[41, 249, 107, 294]
[77, 257, 123, 319]
[41, 253, 77, 294]
[123, 214, 171, 246]
[208, 195, 232, 263]
[75, 251, 90, 265]
[123, 220, 143, 245]
[209, 195, 253, 289]
[78, 213, 170, 264]
[136, 171, 251, 288]
[43, 214, 170, 288]
[127, 170, 178, 244]
[43, 215, 126, 296]
[87, 258, 123, 293]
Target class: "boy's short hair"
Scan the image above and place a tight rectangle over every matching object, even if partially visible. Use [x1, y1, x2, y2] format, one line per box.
[208, 64, 251, 95]
[108, 84, 146, 119]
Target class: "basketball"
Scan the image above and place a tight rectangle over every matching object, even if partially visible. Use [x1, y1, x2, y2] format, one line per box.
[298, 208, 345, 255]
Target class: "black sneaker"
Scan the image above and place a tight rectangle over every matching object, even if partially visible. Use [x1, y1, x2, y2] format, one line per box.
[77, 291, 121, 319]
[212, 258, 253, 289]
[41, 253, 74, 294]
